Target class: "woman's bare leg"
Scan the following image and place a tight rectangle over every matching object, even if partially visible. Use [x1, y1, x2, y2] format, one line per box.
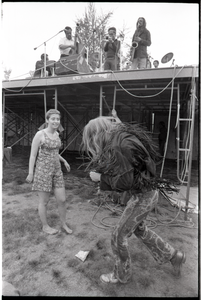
[54, 187, 72, 234]
[38, 191, 58, 234]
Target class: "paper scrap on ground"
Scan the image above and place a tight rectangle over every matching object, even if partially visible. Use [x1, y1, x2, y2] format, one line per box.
[75, 250, 90, 262]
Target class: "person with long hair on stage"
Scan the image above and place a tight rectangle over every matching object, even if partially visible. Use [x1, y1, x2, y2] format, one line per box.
[81, 111, 186, 284]
[130, 17, 151, 70]
[26, 109, 72, 235]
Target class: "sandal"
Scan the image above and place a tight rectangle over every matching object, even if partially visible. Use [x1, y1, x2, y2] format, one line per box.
[100, 272, 119, 284]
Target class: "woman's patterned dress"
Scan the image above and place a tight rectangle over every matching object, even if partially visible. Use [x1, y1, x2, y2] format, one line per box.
[32, 130, 64, 192]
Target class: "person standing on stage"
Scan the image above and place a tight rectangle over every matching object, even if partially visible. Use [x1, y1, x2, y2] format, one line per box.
[26, 109, 72, 235]
[104, 27, 120, 71]
[130, 17, 151, 70]
[59, 26, 76, 58]
[81, 113, 186, 284]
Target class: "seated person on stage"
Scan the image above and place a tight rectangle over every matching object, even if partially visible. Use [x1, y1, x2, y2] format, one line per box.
[59, 26, 78, 59]
[104, 27, 120, 71]
[34, 53, 54, 77]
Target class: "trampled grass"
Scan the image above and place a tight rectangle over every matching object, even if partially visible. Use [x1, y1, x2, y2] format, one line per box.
[2, 157, 199, 296]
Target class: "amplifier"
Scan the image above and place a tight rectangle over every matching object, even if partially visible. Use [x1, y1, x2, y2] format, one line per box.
[55, 54, 91, 75]
[55, 55, 79, 75]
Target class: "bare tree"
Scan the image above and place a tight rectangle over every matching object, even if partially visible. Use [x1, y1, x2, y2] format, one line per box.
[75, 2, 113, 70]
[75, 3, 135, 71]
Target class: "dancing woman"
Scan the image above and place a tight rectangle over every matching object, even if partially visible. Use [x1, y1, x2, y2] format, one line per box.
[82, 114, 185, 284]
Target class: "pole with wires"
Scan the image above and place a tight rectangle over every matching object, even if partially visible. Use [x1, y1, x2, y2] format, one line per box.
[160, 66, 176, 178]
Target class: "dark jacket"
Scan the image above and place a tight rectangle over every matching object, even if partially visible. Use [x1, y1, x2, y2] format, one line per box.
[104, 39, 120, 59]
[132, 28, 151, 59]
[96, 130, 156, 192]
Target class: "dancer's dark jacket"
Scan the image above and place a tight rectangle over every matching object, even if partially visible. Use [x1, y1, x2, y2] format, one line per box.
[95, 124, 157, 193]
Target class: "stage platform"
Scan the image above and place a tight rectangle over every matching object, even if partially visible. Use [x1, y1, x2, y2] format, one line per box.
[2, 65, 198, 88]
[2, 65, 198, 114]
[2, 65, 199, 158]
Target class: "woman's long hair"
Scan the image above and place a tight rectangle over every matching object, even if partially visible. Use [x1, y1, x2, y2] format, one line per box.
[82, 117, 116, 161]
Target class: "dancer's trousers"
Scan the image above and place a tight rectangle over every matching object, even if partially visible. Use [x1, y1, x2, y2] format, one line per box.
[111, 190, 175, 283]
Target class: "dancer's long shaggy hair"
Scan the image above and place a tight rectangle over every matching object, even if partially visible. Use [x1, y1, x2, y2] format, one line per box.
[82, 117, 178, 193]
[82, 117, 178, 194]
[82, 116, 158, 164]
[82, 117, 115, 161]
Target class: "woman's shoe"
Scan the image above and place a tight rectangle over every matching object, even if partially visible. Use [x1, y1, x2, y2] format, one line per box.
[170, 250, 186, 278]
[100, 272, 119, 284]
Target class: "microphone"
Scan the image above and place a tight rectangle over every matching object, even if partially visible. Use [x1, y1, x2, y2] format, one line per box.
[59, 29, 65, 33]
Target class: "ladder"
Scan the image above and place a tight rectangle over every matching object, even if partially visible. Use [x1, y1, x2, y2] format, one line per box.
[176, 66, 197, 219]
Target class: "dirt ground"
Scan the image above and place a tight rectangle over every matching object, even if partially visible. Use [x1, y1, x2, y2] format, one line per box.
[2, 151, 199, 297]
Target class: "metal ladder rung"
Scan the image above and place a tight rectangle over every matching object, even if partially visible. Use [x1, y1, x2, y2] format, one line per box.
[179, 118, 193, 121]
[179, 148, 190, 151]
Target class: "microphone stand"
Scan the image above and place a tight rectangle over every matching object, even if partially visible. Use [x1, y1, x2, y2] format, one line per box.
[34, 30, 63, 77]
[170, 59, 175, 67]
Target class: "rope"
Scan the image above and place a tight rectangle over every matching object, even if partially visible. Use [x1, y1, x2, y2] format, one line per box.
[90, 202, 108, 230]
[3, 76, 35, 93]
[3, 64, 52, 93]
[108, 66, 185, 98]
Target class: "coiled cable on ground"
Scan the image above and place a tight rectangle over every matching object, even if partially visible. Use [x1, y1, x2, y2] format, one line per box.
[90, 192, 197, 230]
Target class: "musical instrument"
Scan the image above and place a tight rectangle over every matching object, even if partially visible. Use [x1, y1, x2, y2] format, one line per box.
[69, 24, 82, 55]
[130, 41, 138, 62]
[55, 54, 91, 75]
[55, 55, 78, 75]
[55, 23, 91, 75]
[161, 52, 174, 63]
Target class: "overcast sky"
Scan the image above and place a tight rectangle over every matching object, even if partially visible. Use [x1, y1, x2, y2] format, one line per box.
[2, 2, 199, 79]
